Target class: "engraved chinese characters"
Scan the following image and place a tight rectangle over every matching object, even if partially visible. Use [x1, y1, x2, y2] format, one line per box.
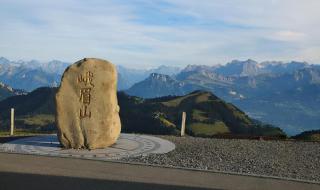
[78, 71, 94, 119]
[56, 58, 121, 149]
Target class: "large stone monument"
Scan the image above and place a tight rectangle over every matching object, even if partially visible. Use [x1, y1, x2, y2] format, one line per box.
[56, 58, 121, 149]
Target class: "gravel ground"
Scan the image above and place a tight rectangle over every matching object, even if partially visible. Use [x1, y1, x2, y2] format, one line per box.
[120, 136, 320, 182]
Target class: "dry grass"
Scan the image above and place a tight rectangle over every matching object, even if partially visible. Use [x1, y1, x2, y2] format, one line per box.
[16, 114, 55, 127]
[192, 109, 209, 122]
[189, 122, 230, 136]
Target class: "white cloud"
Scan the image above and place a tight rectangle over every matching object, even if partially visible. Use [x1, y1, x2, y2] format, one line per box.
[0, 0, 320, 67]
[271, 31, 306, 42]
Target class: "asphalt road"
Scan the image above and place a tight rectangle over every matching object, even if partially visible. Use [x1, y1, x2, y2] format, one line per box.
[0, 153, 319, 190]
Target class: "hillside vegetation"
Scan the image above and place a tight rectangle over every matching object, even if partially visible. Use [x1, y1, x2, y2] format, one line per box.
[0, 87, 286, 138]
[293, 130, 320, 141]
[119, 90, 285, 137]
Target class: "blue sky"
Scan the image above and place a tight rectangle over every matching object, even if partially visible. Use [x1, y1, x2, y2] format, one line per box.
[0, 0, 319, 68]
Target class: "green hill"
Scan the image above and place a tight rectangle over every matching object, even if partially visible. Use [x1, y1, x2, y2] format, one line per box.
[0, 87, 286, 138]
[119, 90, 286, 137]
[0, 87, 56, 133]
[292, 130, 320, 141]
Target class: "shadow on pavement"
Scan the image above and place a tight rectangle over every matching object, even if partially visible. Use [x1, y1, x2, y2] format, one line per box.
[0, 136, 33, 144]
[0, 171, 220, 190]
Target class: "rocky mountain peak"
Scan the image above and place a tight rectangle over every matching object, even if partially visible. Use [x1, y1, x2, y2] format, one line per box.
[0, 57, 10, 64]
[182, 64, 217, 73]
[149, 73, 173, 82]
[294, 67, 320, 84]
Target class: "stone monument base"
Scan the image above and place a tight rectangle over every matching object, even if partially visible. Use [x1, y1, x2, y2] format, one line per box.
[0, 134, 175, 160]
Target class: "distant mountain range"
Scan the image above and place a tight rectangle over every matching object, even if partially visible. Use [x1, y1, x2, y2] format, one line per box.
[126, 60, 320, 135]
[0, 57, 181, 91]
[213, 59, 309, 77]
[0, 57, 65, 91]
[117, 65, 181, 90]
[0, 57, 319, 135]
[127, 60, 320, 100]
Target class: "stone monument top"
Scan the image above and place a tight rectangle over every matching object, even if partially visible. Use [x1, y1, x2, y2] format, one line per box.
[56, 58, 121, 150]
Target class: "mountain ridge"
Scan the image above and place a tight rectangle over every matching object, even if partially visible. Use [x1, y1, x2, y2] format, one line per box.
[0, 87, 286, 138]
[0, 57, 182, 91]
[126, 65, 320, 135]
[1, 56, 319, 135]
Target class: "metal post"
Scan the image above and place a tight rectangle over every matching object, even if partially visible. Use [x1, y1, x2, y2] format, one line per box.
[180, 112, 186, 137]
[10, 108, 14, 136]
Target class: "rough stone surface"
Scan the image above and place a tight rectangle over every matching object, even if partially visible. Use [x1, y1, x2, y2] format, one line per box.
[56, 58, 121, 149]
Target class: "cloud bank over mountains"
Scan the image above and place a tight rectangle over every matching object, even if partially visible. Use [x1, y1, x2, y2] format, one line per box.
[0, 0, 319, 67]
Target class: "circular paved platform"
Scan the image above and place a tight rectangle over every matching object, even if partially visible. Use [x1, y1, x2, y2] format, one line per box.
[0, 134, 175, 160]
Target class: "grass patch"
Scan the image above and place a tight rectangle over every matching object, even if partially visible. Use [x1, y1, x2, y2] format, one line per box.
[309, 134, 320, 141]
[225, 103, 251, 124]
[159, 116, 176, 128]
[16, 114, 55, 127]
[161, 93, 198, 107]
[189, 121, 230, 136]
[192, 109, 209, 122]
[303, 134, 320, 141]
[195, 93, 210, 103]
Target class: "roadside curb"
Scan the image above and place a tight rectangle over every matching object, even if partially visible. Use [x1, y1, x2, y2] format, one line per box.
[0, 151, 319, 185]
